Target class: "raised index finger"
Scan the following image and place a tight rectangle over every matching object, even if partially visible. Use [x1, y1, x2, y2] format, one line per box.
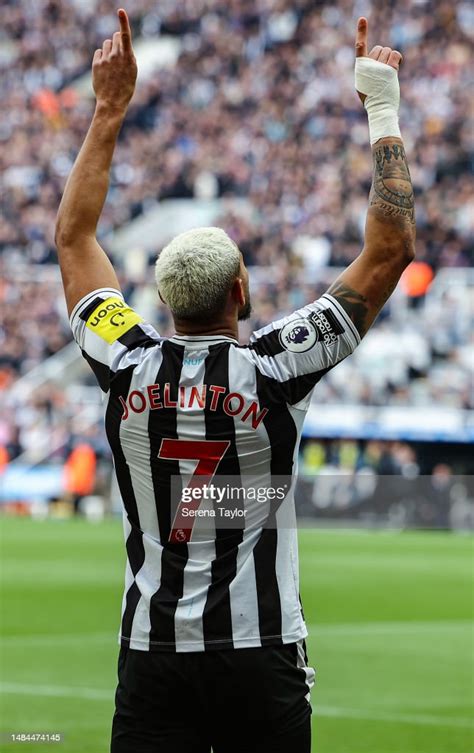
[355, 16, 368, 58]
[117, 8, 132, 53]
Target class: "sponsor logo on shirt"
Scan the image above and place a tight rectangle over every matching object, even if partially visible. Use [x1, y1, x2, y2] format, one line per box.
[85, 297, 143, 344]
[309, 308, 344, 346]
[279, 318, 318, 353]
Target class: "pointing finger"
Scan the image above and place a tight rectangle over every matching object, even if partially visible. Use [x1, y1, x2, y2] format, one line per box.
[388, 49, 403, 70]
[355, 17, 368, 58]
[118, 8, 132, 54]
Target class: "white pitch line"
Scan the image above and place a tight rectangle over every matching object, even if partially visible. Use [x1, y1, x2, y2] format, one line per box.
[0, 682, 111, 701]
[1, 683, 471, 729]
[314, 704, 474, 729]
[0, 632, 114, 647]
[307, 620, 474, 636]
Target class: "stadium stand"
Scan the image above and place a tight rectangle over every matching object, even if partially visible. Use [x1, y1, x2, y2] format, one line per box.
[1, 0, 472, 488]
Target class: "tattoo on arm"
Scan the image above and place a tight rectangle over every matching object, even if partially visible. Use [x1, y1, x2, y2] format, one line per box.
[326, 280, 370, 338]
[370, 141, 415, 225]
[326, 141, 415, 340]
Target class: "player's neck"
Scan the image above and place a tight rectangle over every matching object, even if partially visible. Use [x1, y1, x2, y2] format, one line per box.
[173, 316, 239, 341]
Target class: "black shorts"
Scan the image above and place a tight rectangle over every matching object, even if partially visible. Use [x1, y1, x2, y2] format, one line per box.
[111, 642, 313, 753]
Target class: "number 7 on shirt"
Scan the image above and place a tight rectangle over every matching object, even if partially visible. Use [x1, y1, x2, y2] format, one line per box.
[158, 438, 231, 543]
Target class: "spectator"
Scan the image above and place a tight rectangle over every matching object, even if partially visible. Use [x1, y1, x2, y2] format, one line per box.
[1, 0, 472, 465]
[64, 442, 97, 515]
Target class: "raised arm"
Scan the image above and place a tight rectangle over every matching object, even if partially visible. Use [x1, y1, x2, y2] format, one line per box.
[55, 9, 137, 315]
[326, 17, 416, 337]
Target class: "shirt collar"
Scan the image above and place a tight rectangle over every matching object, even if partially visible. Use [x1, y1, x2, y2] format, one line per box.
[169, 334, 239, 345]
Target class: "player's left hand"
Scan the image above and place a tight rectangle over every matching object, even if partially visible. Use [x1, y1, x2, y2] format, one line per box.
[92, 8, 137, 113]
[355, 17, 403, 105]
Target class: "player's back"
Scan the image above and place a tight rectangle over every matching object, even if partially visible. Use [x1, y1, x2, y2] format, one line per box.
[71, 287, 360, 651]
[109, 334, 305, 651]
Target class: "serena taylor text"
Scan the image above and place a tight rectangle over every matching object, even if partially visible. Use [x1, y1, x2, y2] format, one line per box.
[119, 383, 268, 430]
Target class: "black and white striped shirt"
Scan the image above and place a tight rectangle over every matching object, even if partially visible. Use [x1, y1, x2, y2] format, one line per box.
[70, 287, 359, 652]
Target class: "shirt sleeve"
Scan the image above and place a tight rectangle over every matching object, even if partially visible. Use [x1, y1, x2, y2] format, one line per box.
[69, 287, 161, 392]
[246, 293, 360, 409]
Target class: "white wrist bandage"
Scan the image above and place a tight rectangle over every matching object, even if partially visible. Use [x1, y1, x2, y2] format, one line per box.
[355, 57, 401, 145]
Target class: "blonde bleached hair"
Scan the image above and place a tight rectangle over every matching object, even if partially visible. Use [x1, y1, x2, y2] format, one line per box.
[155, 227, 241, 320]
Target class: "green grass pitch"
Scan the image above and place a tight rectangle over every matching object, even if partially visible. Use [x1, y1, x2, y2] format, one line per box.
[0, 518, 472, 753]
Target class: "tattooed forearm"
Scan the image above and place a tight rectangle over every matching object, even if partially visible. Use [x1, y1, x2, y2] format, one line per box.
[370, 141, 415, 225]
[326, 280, 370, 338]
[323, 139, 415, 341]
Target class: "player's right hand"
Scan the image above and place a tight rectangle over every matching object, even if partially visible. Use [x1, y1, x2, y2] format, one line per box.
[92, 8, 137, 113]
[355, 17, 402, 104]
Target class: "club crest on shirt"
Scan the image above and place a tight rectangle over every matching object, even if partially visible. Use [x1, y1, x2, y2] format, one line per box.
[279, 318, 318, 353]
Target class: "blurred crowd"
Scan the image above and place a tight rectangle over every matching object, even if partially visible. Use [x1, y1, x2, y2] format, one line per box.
[0, 0, 472, 465]
[300, 438, 454, 476]
[297, 438, 474, 529]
